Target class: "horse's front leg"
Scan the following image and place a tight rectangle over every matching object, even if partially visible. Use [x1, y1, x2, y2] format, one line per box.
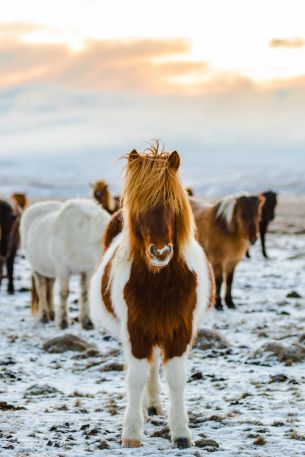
[146, 350, 163, 416]
[225, 266, 236, 309]
[79, 272, 93, 330]
[260, 226, 268, 258]
[57, 275, 70, 329]
[122, 355, 149, 448]
[165, 355, 192, 449]
[214, 264, 223, 311]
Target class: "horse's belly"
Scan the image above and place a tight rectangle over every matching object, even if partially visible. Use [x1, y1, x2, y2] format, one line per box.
[24, 234, 55, 278]
[26, 246, 55, 278]
[53, 240, 101, 275]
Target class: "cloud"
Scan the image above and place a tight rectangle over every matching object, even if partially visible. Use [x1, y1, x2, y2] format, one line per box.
[0, 22, 42, 41]
[270, 37, 305, 48]
[0, 22, 209, 92]
[0, 41, 68, 87]
[2, 21, 305, 96]
[54, 38, 208, 92]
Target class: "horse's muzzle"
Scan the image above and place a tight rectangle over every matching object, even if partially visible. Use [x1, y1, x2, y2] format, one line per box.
[148, 244, 173, 267]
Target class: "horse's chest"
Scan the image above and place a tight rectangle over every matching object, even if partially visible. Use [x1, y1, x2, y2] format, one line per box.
[124, 261, 197, 361]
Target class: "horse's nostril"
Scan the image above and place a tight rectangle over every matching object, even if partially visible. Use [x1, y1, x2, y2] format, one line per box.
[149, 245, 156, 256]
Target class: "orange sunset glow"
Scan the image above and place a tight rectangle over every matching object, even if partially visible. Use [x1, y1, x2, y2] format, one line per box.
[0, 0, 304, 197]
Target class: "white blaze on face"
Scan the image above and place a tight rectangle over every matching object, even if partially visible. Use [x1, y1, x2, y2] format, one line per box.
[156, 245, 171, 256]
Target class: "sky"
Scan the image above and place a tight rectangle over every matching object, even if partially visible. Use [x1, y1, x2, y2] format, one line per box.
[0, 0, 305, 194]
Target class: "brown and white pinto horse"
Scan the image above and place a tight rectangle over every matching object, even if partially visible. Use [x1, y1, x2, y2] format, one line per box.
[190, 194, 264, 310]
[91, 180, 120, 214]
[102, 208, 123, 250]
[90, 147, 214, 449]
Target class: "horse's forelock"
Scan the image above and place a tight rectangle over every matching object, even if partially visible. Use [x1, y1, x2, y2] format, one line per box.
[216, 195, 238, 227]
[236, 195, 263, 223]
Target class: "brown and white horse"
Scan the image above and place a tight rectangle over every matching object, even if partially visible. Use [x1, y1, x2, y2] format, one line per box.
[90, 147, 214, 449]
[91, 180, 120, 214]
[190, 194, 264, 310]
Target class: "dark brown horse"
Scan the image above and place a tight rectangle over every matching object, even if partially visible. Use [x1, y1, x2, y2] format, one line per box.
[246, 191, 277, 258]
[259, 191, 277, 258]
[0, 200, 20, 294]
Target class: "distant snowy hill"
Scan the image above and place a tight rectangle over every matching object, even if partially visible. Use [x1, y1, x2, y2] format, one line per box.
[1, 85, 304, 198]
[0, 148, 304, 198]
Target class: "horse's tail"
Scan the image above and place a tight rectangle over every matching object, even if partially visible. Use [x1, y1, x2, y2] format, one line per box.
[31, 275, 39, 315]
[207, 260, 216, 309]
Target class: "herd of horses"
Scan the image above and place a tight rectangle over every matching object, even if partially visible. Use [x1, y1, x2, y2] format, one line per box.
[0, 147, 277, 449]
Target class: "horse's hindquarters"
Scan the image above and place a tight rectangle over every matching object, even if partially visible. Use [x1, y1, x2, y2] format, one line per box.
[23, 221, 56, 278]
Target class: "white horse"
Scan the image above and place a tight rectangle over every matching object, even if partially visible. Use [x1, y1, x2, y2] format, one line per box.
[89, 149, 214, 448]
[21, 199, 110, 329]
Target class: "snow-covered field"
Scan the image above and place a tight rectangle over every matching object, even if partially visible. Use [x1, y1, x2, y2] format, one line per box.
[1, 198, 305, 456]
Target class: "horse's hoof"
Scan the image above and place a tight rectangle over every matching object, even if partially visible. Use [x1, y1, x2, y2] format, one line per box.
[148, 405, 163, 416]
[40, 314, 50, 324]
[7, 288, 15, 295]
[226, 301, 236, 309]
[174, 437, 192, 449]
[59, 319, 69, 329]
[122, 438, 141, 448]
[215, 304, 224, 311]
[49, 312, 55, 321]
[81, 318, 94, 330]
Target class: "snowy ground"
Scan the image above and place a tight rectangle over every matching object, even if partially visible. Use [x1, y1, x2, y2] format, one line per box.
[0, 199, 305, 457]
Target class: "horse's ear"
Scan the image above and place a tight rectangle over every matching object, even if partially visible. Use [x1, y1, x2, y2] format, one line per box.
[168, 151, 180, 171]
[128, 149, 139, 162]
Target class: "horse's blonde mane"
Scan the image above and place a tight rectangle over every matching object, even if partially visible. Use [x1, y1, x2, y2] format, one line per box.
[123, 144, 194, 245]
[216, 193, 248, 226]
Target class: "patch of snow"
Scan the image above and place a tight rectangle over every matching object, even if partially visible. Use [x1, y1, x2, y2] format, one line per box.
[0, 231, 304, 456]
